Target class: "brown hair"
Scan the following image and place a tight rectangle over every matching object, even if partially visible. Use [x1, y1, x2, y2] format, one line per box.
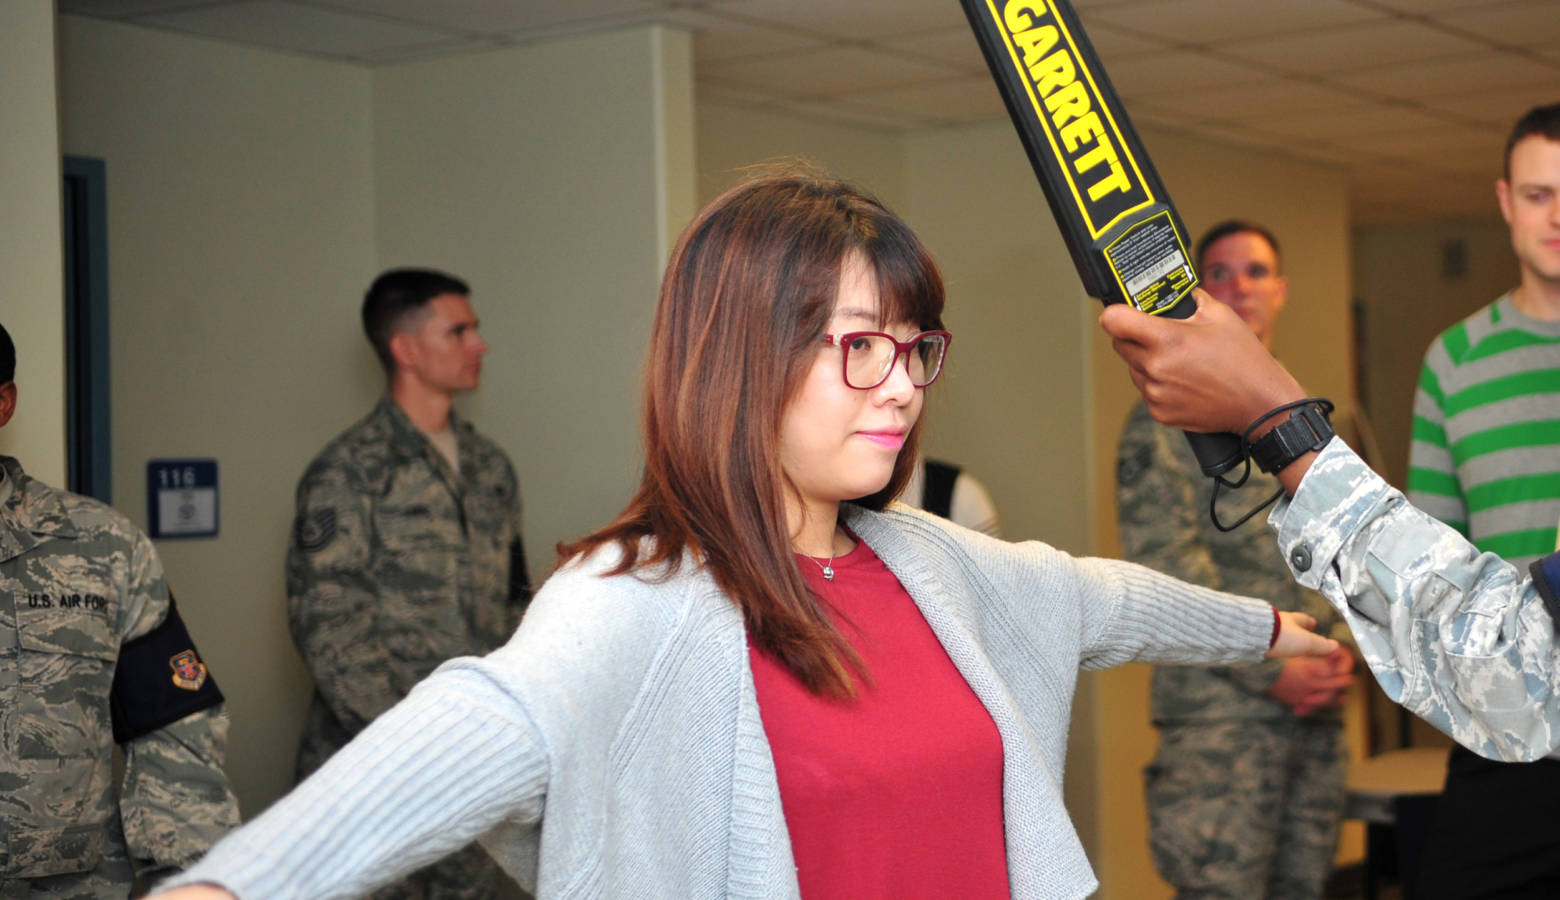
[557, 168, 945, 698]
[1195, 219, 1282, 273]
[1505, 102, 1560, 180]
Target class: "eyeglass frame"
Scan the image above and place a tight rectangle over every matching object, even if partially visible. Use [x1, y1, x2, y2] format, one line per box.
[820, 330, 953, 391]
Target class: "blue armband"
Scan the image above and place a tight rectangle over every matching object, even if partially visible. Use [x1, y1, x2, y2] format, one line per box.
[1530, 551, 1560, 631]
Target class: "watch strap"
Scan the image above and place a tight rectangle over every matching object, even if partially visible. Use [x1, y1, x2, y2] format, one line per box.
[1249, 404, 1333, 474]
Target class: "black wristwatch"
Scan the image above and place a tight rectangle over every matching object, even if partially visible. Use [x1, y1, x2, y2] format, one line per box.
[1249, 403, 1334, 474]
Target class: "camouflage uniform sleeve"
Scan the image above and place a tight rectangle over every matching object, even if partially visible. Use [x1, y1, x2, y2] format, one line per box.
[1116, 403, 1283, 693]
[1272, 438, 1560, 761]
[287, 461, 407, 730]
[117, 529, 241, 879]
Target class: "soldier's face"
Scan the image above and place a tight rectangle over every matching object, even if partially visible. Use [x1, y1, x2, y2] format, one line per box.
[0, 382, 15, 428]
[1498, 135, 1560, 288]
[1199, 232, 1287, 350]
[397, 294, 488, 394]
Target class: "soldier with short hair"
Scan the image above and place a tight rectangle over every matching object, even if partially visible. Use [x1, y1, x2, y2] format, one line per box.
[1115, 222, 1355, 899]
[0, 321, 239, 896]
[287, 268, 528, 899]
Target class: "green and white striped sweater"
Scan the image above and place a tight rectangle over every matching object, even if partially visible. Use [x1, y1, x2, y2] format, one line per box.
[1409, 293, 1560, 567]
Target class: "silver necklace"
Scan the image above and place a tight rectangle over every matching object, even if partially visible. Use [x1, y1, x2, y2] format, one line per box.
[803, 548, 838, 581]
[801, 530, 843, 581]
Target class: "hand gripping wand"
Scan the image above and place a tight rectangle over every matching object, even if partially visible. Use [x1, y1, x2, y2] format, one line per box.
[960, 0, 1247, 483]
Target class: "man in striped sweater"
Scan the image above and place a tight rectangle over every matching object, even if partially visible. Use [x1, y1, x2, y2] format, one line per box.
[1408, 101, 1560, 900]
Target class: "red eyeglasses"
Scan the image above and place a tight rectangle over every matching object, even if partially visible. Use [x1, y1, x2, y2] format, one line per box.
[821, 330, 952, 390]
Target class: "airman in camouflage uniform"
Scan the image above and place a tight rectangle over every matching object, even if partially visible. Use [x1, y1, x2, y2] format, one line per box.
[1115, 219, 1353, 900]
[1273, 436, 1560, 763]
[1119, 402, 1351, 899]
[289, 269, 528, 900]
[1102, 242, 1560, 765]
[2, 454, 241, 900]
[0, 322, 238, 898]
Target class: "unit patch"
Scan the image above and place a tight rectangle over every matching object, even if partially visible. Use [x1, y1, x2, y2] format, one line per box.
[169, 649, 209, 691]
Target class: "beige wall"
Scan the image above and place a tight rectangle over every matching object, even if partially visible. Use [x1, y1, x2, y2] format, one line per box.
[0, 0, 66, 483]
[58, 15, 379, 815]
[1353, 217, 1515, 487]
[372, 25, 696, 590]
[57, 17, 694, 817]
[697, 101, 906, 209]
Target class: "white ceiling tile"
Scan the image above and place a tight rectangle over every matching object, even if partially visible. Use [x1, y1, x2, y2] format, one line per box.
[357, 35, 499, 64]
[698, 44, 960, 99]
[1340, 124, 1501, 158]
[766, 97, 913, 131]
[1332, 51, 1558, 99]
[1217, 19, 1485, 75]
[1365, 0, 1545, 13]
[1432, 0, 1560, 48]
[1087, 0, 1387, 46]
[138, 1, 456, 57]
[1179, 120, 1295, 151]
[1098, 50, 1272, 99]
[1142, 76, 1367, 119]
[1274, 140, 1372, 168]
[1077, 19, 1175, 60]
[60, 0, 1546, 225]
[717, 0, 969, 40]
[846, 75, 1009, 125]
[1125, 101, 1220, 129]
[876, 27, 988, 73]
[681, 8, 832, 63]
[310, 0, 658, 36]
[696, 80, 784, 107]
[1246, 103, 1452, 139]
[1421, 83, 1560, 126]
[59, 0, 211, 17]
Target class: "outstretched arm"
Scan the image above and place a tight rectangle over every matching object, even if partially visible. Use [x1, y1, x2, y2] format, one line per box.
[1100, 293, 1560, 760]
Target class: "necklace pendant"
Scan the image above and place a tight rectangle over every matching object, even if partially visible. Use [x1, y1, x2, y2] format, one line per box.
[822, 564, 835, 581]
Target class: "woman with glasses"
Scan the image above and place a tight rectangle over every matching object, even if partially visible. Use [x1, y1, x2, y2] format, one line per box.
[156, 171, 1333, 899]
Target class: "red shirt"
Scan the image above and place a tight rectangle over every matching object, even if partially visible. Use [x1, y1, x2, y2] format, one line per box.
[749, 539, 1011, 899]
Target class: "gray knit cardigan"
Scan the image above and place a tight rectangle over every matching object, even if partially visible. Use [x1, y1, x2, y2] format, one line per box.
[167, 503, 1273, 899]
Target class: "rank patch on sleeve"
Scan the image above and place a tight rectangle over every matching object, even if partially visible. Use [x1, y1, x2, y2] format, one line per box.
[295, 508, 336, 552]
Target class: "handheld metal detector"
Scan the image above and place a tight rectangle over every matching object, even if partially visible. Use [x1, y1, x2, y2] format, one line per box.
[961, 0, 1244, 477]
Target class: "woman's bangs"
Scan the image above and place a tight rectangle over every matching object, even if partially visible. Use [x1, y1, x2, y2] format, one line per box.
[868, 229, 944, 332]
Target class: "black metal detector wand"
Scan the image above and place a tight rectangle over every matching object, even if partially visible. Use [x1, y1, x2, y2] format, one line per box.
[960, 0, 1246, 479]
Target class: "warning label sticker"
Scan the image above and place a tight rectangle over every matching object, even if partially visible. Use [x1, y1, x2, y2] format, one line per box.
[1103, 210, 1196, 314]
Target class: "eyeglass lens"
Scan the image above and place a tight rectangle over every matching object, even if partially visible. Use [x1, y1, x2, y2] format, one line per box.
[844, 333, 947, 389]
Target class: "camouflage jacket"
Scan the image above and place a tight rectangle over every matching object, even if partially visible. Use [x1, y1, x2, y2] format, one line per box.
[288, 396, 527, 777]
[0, 455, 239, 884]
[1272, 437, 1560, 762]
[1117, 401, 1341, 723]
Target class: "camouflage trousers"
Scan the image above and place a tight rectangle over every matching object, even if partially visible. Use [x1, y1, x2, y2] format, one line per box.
[1145, 718, 1346, 900]
[366, 842, 520, 900]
